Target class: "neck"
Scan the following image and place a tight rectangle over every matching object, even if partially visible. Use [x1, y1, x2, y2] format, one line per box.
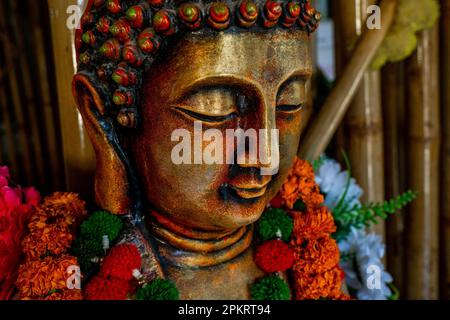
[148, 211, 253, 268]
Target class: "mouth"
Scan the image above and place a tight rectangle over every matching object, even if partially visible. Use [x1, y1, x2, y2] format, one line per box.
[228, 185, 269, 199]
[227, 177, 271, 200]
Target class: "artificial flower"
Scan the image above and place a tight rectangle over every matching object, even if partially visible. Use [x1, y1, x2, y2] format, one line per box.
[0, 166, 10, 188]
[16, 255, 80, 299]
[22, 224, 73, 260]
[279, 158, 324, 209]
[314, 157, 363, 211]
[254, 240, 295, 273]
[251, 275, 291, 300]
[291, 206, 336, 240]
[0, 166, 40, 300]
[257, 208, 293, 242]
[43, 289, 83, 300]
[338, 227, 393, 300]
[293, 266, 345, 300]
[100, 244, 141, 281]
[136, 279, 179, 301]
[274, 157, 349, 300]
[84, 275, 130, 300]
[28, 192, 87, 234]
[291, 236, 340, 274]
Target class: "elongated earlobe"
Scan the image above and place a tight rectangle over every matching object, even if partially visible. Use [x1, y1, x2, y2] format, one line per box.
[72, 74, 132, 214]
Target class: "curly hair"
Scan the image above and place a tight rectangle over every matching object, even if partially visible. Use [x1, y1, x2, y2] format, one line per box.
[75, 0, 320, 129]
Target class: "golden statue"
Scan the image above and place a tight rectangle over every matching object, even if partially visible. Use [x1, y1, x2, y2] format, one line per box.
[72, 0, 320, 299]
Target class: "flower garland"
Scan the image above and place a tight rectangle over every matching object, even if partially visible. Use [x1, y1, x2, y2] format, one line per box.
[314, 156, 416, 300]
[7, 158, 352, 300]
[73, 211, 178, 300]
[0, 166, 40, 300]
[15, 193, 87, 300]
[250, 158, 350, 300]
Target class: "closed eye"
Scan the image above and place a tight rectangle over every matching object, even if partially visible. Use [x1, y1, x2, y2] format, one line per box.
[175, 107, 238, 123]
[276, 104, 304, 113]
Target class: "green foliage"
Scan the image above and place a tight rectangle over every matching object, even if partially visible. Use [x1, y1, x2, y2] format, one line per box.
[251, 275, 291, 300]
[80, 211, 123, 243]
[332, 191, 418, 241]
[257, 208, 293, 242]
[136, 279, 179, 300]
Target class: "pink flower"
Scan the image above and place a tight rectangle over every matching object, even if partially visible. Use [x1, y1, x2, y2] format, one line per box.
[0, 187, 21, 211]
[23, 187, 40, 207]
[0, 165, 41, 300]
[0, 166, 10, 179]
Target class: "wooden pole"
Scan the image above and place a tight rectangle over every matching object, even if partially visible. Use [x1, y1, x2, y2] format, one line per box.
[381, 62, 406, 294]
[405, 25, 440, 300]
[334, 0, 386, 238]
[47, 0, 95, 197]
[299, 0, 397, 161]
[439, 0, 450, 300]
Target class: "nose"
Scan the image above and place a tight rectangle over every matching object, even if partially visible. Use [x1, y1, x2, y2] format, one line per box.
[235, 90, 279, 173]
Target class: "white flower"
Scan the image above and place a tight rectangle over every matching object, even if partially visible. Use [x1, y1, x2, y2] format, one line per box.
[338, 228, 393, 300]
[314, 157, 363, 211]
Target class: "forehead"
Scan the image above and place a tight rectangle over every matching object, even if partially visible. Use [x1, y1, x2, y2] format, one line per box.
[146, 30, 312, 99]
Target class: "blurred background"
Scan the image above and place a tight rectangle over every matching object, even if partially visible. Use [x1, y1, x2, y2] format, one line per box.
[0, 0, 448, 299]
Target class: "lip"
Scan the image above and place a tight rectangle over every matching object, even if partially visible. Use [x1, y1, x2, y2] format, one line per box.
[228, 176, 272, 200]
[229, 184, 269, 199]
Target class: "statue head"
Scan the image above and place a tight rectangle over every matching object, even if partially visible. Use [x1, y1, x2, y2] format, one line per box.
[72, 0, 320, 231]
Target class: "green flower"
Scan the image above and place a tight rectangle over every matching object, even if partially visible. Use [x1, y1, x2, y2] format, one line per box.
[251, 275, 291, 300]
[136, 279, 179, 300]
[257, 208, 293, 242]
[80, 211, 123, 243]
[71, 237, 103, 274]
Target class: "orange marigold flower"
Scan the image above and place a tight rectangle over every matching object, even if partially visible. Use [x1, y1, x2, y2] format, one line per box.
[22, 224, 73, 260]
[332, 293, 353, 300]
[43, 289, 83, 300]
[291, 236, 340, 274]
[294, 266, 345, 300]
[291, 206, 337, 240]
[279, 158, 324, 209]
[28, 192, 87, 234]
[16, 255, 79, 299]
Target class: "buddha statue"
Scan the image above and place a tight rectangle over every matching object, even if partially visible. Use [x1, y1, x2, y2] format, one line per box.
[72, 0, 320, 300]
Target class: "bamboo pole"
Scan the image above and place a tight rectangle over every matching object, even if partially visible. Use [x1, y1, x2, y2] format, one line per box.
[299, 0, 397, 161]
[405, 25, 440, 300]
[439, 0, 450, 300]
[27, 0, 65, 192]
[381, 62, 406, 294]
[334, 0, 386, 238]
[0, 0, 34, 185]
[47, 0, 95, 197]
[8, 0, 46, 188]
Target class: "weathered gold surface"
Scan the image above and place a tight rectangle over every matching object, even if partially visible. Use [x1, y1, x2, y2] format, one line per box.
[74, 30, 312, 299]
[132, 31, 312, 231]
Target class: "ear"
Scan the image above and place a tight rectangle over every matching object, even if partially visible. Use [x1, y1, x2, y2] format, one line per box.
[72, 73, 132, 214]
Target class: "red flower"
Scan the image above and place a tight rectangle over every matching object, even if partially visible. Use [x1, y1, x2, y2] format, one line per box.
[269, 194, 283, 209]
[84, 275, 130, 300]
[100, 244, 141, 281]
[254, 240, 295, 273]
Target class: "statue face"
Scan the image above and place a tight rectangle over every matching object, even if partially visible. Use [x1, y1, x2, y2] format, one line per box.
[130, 30, 312, 231]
